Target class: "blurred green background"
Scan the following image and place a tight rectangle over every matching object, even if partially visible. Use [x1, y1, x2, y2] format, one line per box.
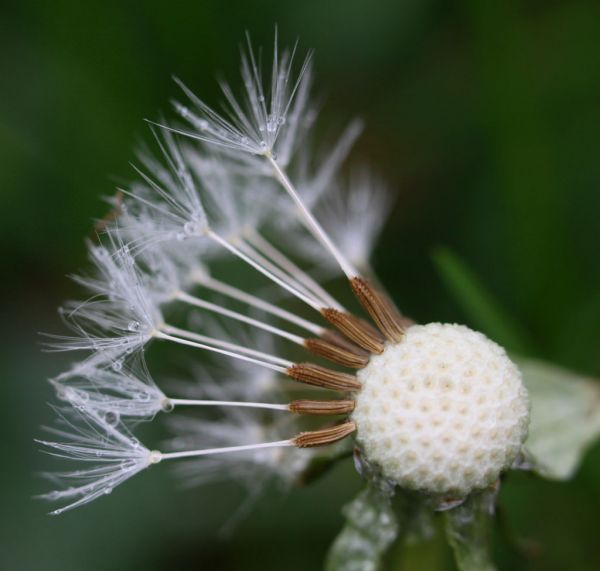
[1, 0, 599, 569]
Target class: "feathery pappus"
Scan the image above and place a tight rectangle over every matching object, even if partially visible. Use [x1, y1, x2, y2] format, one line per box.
[40, 31, 529, 516]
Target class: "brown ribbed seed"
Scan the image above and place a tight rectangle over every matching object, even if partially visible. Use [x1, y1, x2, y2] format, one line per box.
[292, 421, 357, 448]
[289, 399, 355, 415]
[304, 338, 369, 369]
[350, 276, 405, 343]
[286, 363, 361, 391]
[321, 308, 385, 354]
[320, 329, 370, 356]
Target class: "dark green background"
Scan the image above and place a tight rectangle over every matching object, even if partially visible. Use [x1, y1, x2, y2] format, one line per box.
[1, 1, 599, 569]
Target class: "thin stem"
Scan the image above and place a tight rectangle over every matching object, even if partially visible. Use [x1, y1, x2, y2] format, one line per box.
[194, 274, 324, 335]
[267, 155, 358, 279]
[160, 323, 290, 366]
[155, 330, 290, 373]
[169, 398, 289, 411]
[237, 240, 322, 307]
[208, 230, 321, 310]
[157, 440, 293, 461]
[246, 230, 343, 310]
[175, 290, 305, 345]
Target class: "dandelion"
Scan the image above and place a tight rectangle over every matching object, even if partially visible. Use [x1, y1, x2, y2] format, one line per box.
[41, 31, 530, 522]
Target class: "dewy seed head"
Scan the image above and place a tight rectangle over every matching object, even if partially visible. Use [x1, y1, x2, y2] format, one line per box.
[352, 323, 530, 496]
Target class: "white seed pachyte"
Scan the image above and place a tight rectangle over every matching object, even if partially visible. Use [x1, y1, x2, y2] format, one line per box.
[353, 323, 530, 496]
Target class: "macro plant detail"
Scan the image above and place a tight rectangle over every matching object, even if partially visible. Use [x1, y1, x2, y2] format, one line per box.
[39, 32, 600, 571]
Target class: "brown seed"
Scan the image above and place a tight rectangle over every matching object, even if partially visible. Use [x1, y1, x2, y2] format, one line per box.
[304, 337, 369, 368]
[288, 399, 355, 415]
[292, 421, 356, 448]
[321, 308, 385, 354]
[286, 363, 361, 392]
[350, 277, 405, 343]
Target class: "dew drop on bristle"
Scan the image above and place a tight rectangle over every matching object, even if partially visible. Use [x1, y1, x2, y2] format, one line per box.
[128, 320, 140, 332]
[104, 411, 120, 426]
[112, 360, 123, 372]
[161, 398, 175, 413]
[184, 221, 201, 236]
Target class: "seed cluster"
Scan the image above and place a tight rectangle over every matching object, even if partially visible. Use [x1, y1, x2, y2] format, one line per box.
[352, 323, 530, 496]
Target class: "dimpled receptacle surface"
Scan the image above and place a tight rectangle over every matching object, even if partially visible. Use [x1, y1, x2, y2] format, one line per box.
[352, 323, 529, 496]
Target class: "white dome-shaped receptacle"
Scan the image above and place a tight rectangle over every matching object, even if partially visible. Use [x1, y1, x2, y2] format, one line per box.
[352, 323, 530, 496]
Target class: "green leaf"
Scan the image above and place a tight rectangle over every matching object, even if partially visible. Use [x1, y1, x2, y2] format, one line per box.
[444, 490, 497, 571]
[519, 358, 600, 479]
[325, 485, 398, 571]
[432, 247, 532, 353]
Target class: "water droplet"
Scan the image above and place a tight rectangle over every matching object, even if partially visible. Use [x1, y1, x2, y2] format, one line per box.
[104, 411, 120, 426]
[103, 487, 113, 495]
[433, 496, 466, 512]
[56, 386, 75, 402]
[184, 220, 201, 236]
[179, 105, 189, 118]
[112, 360, 123, 372]
[161, 398, 174, 413]
[258, 95, 265, 103]
[128, 320, 140, 332]
[277, 116, 286, 126]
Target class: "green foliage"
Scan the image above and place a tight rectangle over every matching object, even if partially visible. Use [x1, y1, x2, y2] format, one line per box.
[326, 485, 398, 571]
[444, 491, 497, 571]
[432, 247, 532, 353]
[519, 359, 600, 480]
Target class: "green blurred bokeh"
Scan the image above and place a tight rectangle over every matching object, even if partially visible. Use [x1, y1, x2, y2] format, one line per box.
[1, 1, 599, 569]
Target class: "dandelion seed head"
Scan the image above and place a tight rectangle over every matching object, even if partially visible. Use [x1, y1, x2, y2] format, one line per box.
[352, 323, 530, 496]
[41, 30, 528, 520]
